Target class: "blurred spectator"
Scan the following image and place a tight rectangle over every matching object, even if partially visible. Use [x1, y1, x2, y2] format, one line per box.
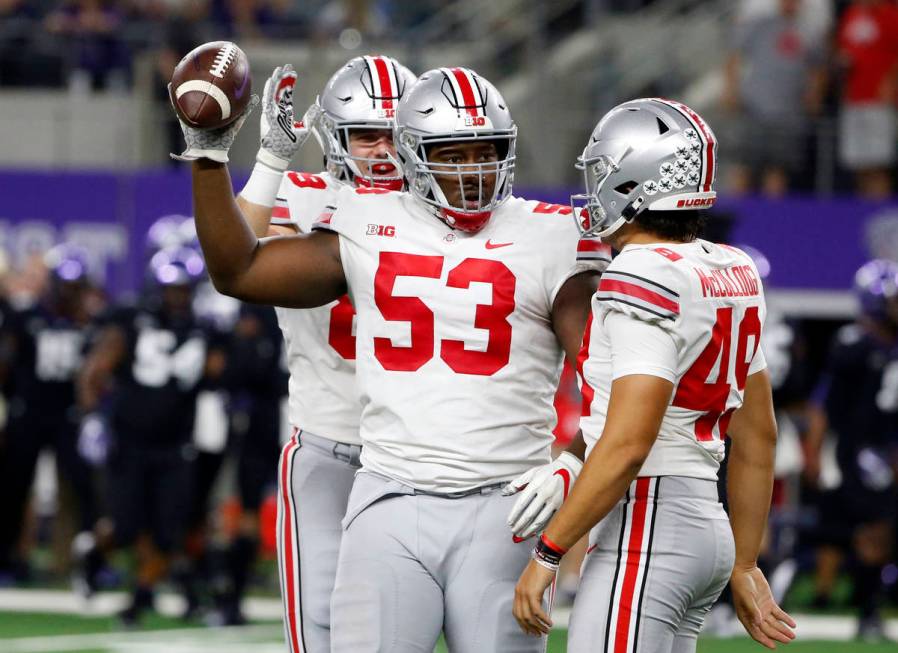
[836, 0, 898, 199]
[722, 0, 827, 196]
[44, 0, 130, 91]
[738, 0, 834, 41]
[311, 0, 390, 41]
[4, 1, 70, 86]
[209, 0, 301, 40]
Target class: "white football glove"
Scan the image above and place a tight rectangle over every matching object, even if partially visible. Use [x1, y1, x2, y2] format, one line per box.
[169, 83, 259, 164]
[503, 452, 583, 541]
[256, 64, 317, 171]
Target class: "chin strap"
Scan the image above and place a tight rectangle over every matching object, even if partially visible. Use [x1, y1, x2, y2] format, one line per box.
[621, 196, 646, 221]
[441, 207, 492, 233]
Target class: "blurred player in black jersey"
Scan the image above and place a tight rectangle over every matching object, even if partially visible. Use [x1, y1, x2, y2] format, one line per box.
[0, 245, 97, 582]
[208, 302, 286, 625]
[805, 259, 898, 641]
[76, 245, 226, 624]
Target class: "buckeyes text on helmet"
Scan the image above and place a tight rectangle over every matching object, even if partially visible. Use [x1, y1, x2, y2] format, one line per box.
[572, 98, 718, 239]
[394, 67, 517, 233]
[312, 55, 416, 191]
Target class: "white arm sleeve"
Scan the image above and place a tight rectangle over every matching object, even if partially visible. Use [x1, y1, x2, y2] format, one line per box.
[605, 309, 679, 383]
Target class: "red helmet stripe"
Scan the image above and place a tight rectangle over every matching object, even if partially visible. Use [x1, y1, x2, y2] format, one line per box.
[372, 56, 394, 110]
[676, 102, 715, 192]
[450, 68, 481, 117]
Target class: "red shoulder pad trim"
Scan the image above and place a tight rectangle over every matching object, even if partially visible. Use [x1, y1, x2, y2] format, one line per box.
[652, 247, 682, 262]
[287, 172, 327, 190]
[532, 202, 572, 216]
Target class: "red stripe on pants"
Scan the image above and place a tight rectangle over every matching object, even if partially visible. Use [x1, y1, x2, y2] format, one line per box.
[613, 478, 650, 653]
[280, 437, 302, 653]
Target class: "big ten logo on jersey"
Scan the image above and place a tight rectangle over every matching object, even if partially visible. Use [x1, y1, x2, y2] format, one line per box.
[374, 252, 515, 376]
[35, 329, 84, 382]
[366, 224, 396, 237]
[132, 328, 206, 390]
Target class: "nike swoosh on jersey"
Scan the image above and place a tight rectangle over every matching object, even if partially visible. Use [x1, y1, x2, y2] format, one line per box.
[485, 240, 513, 249]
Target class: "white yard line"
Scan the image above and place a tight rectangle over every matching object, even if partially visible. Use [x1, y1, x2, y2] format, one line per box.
[0, 624, 283, 653]
[0, 589, 283, 621]
[1, 589, 898, 649]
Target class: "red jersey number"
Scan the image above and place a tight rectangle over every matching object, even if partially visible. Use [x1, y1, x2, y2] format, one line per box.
[328, 295, 356, 360]
[374, 253, 443, 371]
[373, 252, 516, 375]
[441, 258, 516, 375]
[672, 306, 761, 441]
[287, 172, 327, 189]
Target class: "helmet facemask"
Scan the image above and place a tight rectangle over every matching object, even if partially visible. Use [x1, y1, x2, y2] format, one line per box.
[312, 55, 415, 192]
[571, 153, 628, 238]
[313, 112, 404, 191]
[398, 130, 516, 233]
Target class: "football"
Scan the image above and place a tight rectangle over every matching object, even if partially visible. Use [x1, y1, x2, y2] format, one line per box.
[170, 41, 252, 130]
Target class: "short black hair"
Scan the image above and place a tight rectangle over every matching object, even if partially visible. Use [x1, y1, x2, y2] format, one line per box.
[633, 209, 707, 242]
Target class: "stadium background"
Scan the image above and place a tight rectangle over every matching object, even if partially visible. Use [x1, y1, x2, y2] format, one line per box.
[1, 0, 898, 651]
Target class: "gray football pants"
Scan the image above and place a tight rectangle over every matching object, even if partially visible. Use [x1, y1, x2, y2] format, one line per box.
[277, 430, 362, 653]
[568, 476, 735, 653]
[330, 470, 549, 653]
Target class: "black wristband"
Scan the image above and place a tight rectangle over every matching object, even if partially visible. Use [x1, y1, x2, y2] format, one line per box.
[532, 534, 566, 571]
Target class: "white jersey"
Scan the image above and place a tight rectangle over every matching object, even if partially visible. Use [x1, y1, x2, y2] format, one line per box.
[316, 188, 610, 492]
[580, 240, 768, 481]
[273, 170, 361, 445]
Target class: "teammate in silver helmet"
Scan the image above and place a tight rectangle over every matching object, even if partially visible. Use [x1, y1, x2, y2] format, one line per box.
[312, 56, 415, 191]
[571, 97, 719, 239]
[195, 55, 415, 652]
[514, 98, 796, 653]
[394, 67, 516, 233]
[173, 65, 608, 652]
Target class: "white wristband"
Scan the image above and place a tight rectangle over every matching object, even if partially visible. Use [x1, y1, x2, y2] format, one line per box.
[239, 161, 284, 208]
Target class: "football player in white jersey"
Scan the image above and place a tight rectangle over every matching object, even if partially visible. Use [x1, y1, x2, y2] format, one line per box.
[231, 56, 414, 652]
[173, 66, 609, 652]
[513, 99, 797, 653]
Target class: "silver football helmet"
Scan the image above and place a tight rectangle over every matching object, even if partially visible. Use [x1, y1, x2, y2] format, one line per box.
[395, 67, 516, 233]
[572, 98, 718, 239]
[312, 55, 416, 191]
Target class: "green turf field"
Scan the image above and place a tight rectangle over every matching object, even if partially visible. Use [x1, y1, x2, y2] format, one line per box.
[1, 611, 897, 653]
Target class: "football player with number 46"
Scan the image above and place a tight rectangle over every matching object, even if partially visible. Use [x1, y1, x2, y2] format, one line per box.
[513, 99, 797, 653]
[174, 65, 609, 652]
